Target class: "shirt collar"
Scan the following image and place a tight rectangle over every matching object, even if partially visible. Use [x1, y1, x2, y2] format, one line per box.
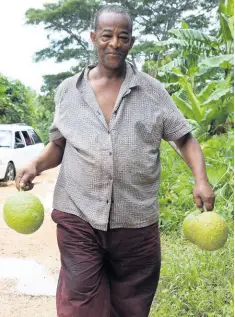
[76, 61, 139, 90]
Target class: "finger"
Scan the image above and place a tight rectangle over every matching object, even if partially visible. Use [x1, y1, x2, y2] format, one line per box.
[193, 195, 203, 209]
[203, 198, 215, 211]
[20, 182, 34, 191]
[15, 173, 24, 191]
[19, 173, 35, 191]
[20, 171, 34, 184]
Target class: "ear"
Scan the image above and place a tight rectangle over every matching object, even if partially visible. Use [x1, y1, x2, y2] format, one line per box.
[130, 36, 136, 50]
[90, 31, 96, 45]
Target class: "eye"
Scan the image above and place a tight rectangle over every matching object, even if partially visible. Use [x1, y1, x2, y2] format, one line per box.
[119, 35, 129, 41]
[102, 34, 111, 38]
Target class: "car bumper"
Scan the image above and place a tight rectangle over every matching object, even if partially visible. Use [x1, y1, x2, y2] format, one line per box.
[0, 164, 7, 179]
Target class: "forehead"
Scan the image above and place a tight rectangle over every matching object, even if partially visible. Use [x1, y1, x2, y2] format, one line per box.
[97, 12, 132, 33]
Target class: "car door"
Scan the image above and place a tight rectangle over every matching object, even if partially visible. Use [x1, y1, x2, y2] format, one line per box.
[13, 131, 27, 172]
[20, 130, 35, 164]
[27, 129, 44, 159]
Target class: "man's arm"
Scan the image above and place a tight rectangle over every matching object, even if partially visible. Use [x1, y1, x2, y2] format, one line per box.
[15, 138, 66, 190]
[174, 133, 215, 211]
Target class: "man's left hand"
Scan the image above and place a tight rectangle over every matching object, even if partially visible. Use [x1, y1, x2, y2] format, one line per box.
[193, 181, 215, 211]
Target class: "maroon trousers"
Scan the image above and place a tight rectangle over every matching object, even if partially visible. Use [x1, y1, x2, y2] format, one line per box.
[51, 210, 161, 317]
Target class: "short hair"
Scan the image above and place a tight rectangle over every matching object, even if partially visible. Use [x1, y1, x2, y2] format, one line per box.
[93, 5, 133, 32]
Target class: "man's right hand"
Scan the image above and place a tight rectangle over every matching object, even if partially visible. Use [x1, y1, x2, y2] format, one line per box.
[15, 162, 38, 191]
[15, 139, 66, 191]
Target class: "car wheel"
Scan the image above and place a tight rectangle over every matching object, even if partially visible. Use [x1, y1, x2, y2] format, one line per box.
[3, 162, 15, 182]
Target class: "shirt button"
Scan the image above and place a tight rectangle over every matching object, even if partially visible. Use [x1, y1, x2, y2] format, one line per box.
[109, 152, 112, 156]
[106, 200, 109, 204]
[109, 175, 112, 180]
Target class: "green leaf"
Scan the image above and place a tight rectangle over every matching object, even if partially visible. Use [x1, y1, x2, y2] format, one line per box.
[172, 93, 195, 119]
[178, 79, 203, 121]
[218, 74, 232, 90]
[197, 82, 217, 103]
[219, 11, 234, 43]
[199, 54, 234, 68]
[226, 0, 234, 16]
[201, 88, 231, 105]
[169, 29, 218, 47]
[187, 119, 207, 139]
[206, 165, 228, 186]
[228, 16, 234, 39]
[158, 57, 186, 72]
[181, 20, 189, 29]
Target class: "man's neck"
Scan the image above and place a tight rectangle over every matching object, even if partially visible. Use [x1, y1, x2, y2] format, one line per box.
[90, 63, 126, 81]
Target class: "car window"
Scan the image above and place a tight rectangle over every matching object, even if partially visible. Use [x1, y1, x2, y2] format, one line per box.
[15, 131, 24, 145]
[0, 130, 12, 148]
[21, 131, 33, 146]
[28, 129, 42, 144]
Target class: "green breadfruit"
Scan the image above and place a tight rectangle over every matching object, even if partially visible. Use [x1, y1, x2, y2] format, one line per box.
[183, 211, 228, 251]
[3, 192, 44, 234]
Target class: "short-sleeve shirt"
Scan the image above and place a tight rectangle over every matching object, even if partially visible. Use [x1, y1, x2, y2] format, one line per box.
[49, 62, 191, 231]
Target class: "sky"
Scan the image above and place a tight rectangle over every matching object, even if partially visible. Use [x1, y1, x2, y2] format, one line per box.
[0, 0, 74, 92]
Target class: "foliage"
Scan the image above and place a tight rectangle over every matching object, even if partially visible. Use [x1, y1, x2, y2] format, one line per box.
[41, 71, 73, 93]
[110, 0, 219, 40]
[149, 232, 234, 316]
[0, 72, 54, 144]
[25, 0, 219, 77]
[26, 0, 100, 68]
[158, 129, 234, 232]
[34, 92, 55, 144]
[142, 0, 234, 136]
[0, 74, 36, 126]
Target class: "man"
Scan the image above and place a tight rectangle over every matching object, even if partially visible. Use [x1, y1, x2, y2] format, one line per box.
[16, 5, 215, 317]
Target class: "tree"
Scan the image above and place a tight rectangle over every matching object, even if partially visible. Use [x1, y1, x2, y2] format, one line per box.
[143, 0, 234, 137]
[0, 74, 36, 126]
[34, 92, 55, 144]
[41, 71, 73, 93]
[114, 0, 219, 40]
[26, 0, 101, 72]
[25, 0, 219, 76]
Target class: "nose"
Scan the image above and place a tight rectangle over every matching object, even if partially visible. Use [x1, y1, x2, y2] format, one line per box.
[109, 36, 119, 48]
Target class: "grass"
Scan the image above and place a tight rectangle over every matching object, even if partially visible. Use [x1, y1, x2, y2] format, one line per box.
[149, 131, 234, 316]
[149, 228, 234, 317]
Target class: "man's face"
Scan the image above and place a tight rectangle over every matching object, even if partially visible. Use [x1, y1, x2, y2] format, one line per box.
[90, 12, 135, 69]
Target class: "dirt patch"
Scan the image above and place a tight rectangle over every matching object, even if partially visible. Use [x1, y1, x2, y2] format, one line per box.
[0, 294, 55, 317]
[0, 167, 60, 317]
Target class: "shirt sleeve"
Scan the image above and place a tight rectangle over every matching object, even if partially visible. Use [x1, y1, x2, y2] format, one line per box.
[48, 84, 64, 142]
[160, 86, 192, 141]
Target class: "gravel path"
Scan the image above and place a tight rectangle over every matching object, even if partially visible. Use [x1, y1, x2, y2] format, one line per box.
[0, 167, 60, 317]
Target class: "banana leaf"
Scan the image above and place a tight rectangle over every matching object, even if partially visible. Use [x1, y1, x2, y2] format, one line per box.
[169, 29, 218, 47]
[178, 79, 203, 121]
[199, 54, 234, 68]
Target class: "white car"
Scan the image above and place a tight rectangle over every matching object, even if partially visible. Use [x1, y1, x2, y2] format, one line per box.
[0, 124, 44, 182]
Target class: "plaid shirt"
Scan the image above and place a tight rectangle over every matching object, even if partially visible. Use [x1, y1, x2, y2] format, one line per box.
[49, 62, 191, 231]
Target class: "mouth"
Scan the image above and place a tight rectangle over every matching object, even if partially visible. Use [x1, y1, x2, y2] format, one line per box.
[105, 52, 122, 56]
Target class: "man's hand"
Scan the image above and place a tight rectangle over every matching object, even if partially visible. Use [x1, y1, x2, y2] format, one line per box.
[193, 181, 215, 211]
[15, 139, 66, 191]
[15, 162, 38, 191]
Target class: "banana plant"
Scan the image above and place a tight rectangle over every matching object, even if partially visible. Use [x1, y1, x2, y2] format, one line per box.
[142, 0, 234, 137]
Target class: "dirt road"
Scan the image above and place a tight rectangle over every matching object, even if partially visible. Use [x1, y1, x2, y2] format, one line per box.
[0, 167, 60, 317]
